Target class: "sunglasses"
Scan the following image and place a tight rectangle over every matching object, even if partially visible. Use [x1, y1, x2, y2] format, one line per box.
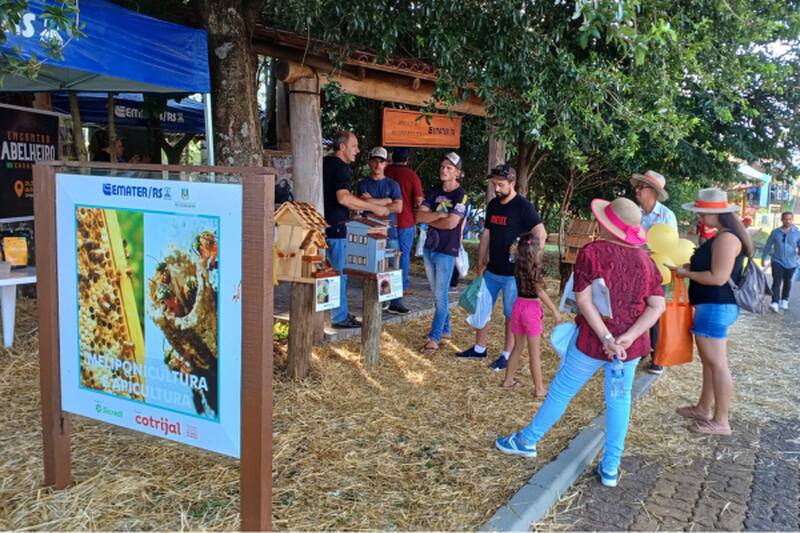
[634, 183, 654, 191]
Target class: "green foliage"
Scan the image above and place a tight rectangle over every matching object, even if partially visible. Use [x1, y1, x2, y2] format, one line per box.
[273, 321, 289, 342]
[264, 0, 800, 208]
[0, 0, 85, 84]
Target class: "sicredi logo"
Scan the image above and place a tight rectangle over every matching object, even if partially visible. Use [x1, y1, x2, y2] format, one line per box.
[135, 414, 182, 437]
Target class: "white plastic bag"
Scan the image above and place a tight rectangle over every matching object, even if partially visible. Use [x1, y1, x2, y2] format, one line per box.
[559, 273, 578, 313]
[415, 226, 427, 257]
[466, 278, 493, 329]
[550, 321, 578, 370]
[455, 245, 469, 278]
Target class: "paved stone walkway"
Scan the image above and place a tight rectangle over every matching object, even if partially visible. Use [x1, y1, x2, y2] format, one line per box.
[539, 283, 800, 532]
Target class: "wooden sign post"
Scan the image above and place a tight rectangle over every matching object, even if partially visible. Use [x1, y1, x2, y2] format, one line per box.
[33, 161, 274, 531]
[345, 269, 381, 369]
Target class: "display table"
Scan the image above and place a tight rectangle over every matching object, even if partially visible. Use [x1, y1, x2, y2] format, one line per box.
[0, 266, 37, 348]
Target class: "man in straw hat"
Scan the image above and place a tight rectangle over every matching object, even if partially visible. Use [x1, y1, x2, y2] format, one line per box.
[496, 196, 665, 488]
[631, 170, 677, 375]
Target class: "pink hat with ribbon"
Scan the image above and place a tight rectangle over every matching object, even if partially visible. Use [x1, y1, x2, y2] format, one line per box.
[590, 197, 646, 246]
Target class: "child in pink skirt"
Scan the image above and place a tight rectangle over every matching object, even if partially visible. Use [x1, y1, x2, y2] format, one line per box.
[500, 233, 561, 397]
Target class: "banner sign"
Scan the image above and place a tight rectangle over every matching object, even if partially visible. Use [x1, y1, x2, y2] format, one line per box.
[382, 108, 462, 149]
[1, 105, 59, 220]
[55, 173, 243, 457]
[377, 270, 403, 302]
[315, 276, 341, 312]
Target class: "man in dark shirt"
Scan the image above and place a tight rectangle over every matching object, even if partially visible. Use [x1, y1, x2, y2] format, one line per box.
[385, 147, 425, 300]
[415, 152, 468, 353]
[323, 131, 389, 329]
[456, 164, 547, 370]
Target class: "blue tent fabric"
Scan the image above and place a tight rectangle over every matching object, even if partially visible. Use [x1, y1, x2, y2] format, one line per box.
[1, 0, 210, 93]
[50, 92, 206, 134]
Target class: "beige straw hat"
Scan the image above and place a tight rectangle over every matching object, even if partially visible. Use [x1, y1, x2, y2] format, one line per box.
[630, 170, 669, 202]
[590, 197, 646, 246]
[682, 187, 739, 214]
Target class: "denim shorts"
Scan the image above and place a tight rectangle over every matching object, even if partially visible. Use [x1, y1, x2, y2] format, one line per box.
[691, 303, 739, 340]
[482, 270, 518, 319]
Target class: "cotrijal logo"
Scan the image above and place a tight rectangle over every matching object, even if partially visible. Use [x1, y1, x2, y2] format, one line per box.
[135, 414, 182, 436]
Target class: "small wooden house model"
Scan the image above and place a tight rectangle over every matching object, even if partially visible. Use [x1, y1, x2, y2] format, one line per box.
[274, 201, 334, 283]
[345, 216, 401, 273]
[561, 218, 599, 265]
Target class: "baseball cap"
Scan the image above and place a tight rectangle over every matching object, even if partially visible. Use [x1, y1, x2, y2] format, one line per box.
[392, 147, 411, 161]
[369, 147, 389, 160]
[442, 152, 462, 170]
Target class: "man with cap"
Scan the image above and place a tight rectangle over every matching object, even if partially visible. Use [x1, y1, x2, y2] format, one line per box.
[415, 152, 468, 354]
[385, 147, 425, 301]
[457, 164, 546, 370]
[324, 131, 389, 329]
[356, 147, 408, 314]
[631, 169, 677, 375]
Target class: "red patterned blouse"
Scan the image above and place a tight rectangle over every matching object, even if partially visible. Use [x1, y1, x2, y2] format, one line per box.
[573, 240, 664, 361]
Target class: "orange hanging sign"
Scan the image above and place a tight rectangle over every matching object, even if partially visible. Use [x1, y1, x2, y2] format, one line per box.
[382, 108, 462, 148]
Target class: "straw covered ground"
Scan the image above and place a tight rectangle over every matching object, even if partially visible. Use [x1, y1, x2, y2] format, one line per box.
[0, 275, 606, 531]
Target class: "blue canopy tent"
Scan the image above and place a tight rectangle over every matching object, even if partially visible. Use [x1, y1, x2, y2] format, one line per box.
[50, 92, 207, 135]
[0, 0, 214, 159]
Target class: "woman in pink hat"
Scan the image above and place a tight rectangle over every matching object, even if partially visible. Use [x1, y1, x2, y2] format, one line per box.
[496, 197, 666, 488]
[674, 188, 753, 436]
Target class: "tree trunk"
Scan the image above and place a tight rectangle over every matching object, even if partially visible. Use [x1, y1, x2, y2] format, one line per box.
[67, 92, 87, 161]
[199, 0, 263, 167]
[107, 93, 117, 163]
[486, 128, 506, 203]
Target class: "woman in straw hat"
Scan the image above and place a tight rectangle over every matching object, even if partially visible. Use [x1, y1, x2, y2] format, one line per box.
[496, 197, 666, 488]
[673, 188, 753, 436]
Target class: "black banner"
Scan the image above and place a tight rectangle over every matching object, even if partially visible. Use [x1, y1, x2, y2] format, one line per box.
[0, 105, 59, 219]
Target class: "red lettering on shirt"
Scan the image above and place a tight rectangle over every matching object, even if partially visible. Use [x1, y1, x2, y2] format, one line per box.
[490, 215, 508, 226]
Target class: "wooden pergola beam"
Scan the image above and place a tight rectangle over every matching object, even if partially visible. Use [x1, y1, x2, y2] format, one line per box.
[272, 58, 486, 117]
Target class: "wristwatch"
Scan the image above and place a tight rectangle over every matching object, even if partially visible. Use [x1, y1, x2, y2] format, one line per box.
[601, 333, 614, 344]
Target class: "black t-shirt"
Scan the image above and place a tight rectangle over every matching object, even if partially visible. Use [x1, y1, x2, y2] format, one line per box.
[422, 185, 467, 256]
[323, 155, 352, 239]
[484, 194, 542, 276]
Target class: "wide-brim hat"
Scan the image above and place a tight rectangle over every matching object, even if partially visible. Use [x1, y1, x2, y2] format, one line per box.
[591, 197, 647, 246]
[682, 187, 739, 214]
[630, 170, 669, 202]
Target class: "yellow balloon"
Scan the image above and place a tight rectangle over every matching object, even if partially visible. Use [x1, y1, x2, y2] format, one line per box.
[651, 252, 676, 268]
[654, 260, 672, 285]
[647, 223, 679, 254]
[670, 239, 696, 266]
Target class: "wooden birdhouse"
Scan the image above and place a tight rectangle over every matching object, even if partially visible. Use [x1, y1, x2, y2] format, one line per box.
[274, 201, 335, 283]
[345, 216, 401, 273]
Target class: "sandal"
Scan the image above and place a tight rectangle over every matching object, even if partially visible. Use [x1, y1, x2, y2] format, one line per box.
[687, 419, 732, 436]
[676, 405, 713, 422]
[419, 340, 439, 354]
[500, 379, 522, 391]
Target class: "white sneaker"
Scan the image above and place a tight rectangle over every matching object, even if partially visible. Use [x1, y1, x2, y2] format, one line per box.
[770, 302, 780, 313]
[780, 299, 789, 310]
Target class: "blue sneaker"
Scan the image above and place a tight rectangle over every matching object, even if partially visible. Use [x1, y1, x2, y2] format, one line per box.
[495, 432, 537, 458]
[456, 346, 488, 359]
[489, 355, 508, 371]
[596, 462, 619, 487]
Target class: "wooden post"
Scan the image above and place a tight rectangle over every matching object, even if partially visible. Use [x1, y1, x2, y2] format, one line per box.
[240, 172, 274, 531]
[33, 164, 73, 489]
[289, 76, 326, 344]
[287, 282, 314, 379]
[486, 128, 507, 203]
[275, 81, 290, 151]
[68, 92, 88, 161]
[107, 93, 117, 163]
[361, 274, 382, 369]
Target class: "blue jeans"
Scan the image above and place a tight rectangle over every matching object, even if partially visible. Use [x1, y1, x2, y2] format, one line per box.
[518, 332, 638, 475]
[423, 249, 456, 342]
[691, 303, 739, 340]
[388, 237, 402, 305]
[397, 227, 416, 304]
[327, 238, 348, 323]
[482, 270, 518, 319]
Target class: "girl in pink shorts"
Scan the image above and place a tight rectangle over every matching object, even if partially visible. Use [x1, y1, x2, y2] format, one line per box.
[501, 233, 561, 397]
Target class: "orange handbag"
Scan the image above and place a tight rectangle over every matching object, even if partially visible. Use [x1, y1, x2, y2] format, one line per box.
[654, 277, 694, 366]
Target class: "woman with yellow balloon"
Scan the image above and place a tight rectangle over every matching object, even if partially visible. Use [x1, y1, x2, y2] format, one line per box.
[671, 188, 753, 436]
